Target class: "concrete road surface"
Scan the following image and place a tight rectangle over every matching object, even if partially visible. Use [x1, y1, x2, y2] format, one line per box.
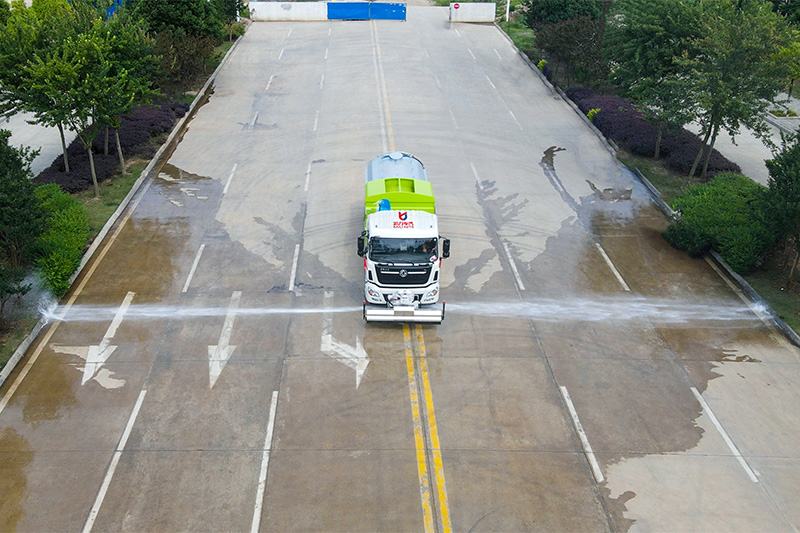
[2, 8, 800, 532]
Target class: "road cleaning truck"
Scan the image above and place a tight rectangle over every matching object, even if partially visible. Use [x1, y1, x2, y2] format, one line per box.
[358, 152, 450, 323]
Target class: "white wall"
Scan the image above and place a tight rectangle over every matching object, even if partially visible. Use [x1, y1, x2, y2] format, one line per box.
[449, 2, 495, 22]
[249, 2, 329, 21]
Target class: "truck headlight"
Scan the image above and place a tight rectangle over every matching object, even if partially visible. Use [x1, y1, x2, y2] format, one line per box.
[422, 288, 438, 304]
[366, 287, 383, 303]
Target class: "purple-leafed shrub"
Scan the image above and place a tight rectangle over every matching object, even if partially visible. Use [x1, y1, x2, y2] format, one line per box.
[665, 133, 741, 180]
[36, 153, 119, 193]
[171, 101, 190, 118]
[34, 100, 185, 193]
[565, 87, 595, 104]
[565, 88, 741, 179]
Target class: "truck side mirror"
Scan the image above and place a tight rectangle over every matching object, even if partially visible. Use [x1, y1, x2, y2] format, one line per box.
[442, 238, 450, 258]
[357, 234, 365, 257]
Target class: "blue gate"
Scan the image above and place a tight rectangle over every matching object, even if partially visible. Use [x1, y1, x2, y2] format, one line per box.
[369, 3, 407, 20]
[327, 2, 406, 21]
[327, 2, 370, 20]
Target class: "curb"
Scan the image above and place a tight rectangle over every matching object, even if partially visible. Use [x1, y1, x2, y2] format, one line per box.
[0, 34, 245, 390]
[764, 113, 798, 136]
[631, 168, 676, 220]
[708, 250, 800, 347]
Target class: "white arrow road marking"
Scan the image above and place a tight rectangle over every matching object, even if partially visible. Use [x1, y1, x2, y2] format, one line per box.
[320, 291, 369, 388]
[52, 292, 134, 385]
[208, 291, 242, 388]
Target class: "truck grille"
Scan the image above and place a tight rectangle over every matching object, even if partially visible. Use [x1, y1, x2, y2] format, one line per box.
[376, 265, 432, 286]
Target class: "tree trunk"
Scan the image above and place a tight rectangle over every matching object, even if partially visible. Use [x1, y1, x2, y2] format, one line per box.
[790, 78, 796, 99]
[88, 147, 99, 198]
[700, 123, 721, 181]
[104, 126, 109, 155]
[9, 245, 19, 270]
[781, 239, 795, 269]
[655, 128, 663, 160]
[687, 146, 705, 184]
[115, 130, 126, 175]
[57, 122, 70, 173]
[687, 124, 713, 183]
[786, 248, 800, 289]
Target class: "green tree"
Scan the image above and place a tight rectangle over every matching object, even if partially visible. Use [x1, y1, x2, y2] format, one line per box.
[214, 0, 245, 41]
[0, 0, 97, 173]
[765, 134, 800, 287]
[523, 0, 603, 26]
[0, 128, 44, 326]
[130, 0, 224, 93]
[768, 0, 800, 23]
[0, 130, 45, 270]
[775, 31, 800, 97]
[0, 2, 45, 122]
[604, 0, 702, 159]
[681, 0, 791, 180]
[523, 0, 608, 86]
[535, 15, 607, 86]
[95, 9, 160, 173]
[25, 25, 122, 197]
[152, 26, 217, 94]
[0, 0, 9, 25]
[19, 2, 157, 194]
[131, 0, 223, 38]
[214, 0, 245, 25]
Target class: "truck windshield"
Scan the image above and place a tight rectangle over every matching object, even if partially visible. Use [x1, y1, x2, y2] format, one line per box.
[369, 237, 438, 263]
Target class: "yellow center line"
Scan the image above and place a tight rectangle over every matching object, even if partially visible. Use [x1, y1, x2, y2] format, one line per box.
[371, 20, 395, 152]
[415, 324, 452, 533]
[376, 19, 445, 530]
[404, 324, 435, 532]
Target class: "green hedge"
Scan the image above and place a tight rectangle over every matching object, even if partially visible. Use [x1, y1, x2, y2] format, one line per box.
[663, 173, 774, 274]
[34, 185, 90, 297]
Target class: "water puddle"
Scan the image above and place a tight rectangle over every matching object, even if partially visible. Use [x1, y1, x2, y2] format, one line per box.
[586, 179, 632, 202]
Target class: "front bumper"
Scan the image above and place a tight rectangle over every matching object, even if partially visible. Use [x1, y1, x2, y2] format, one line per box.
[364, 282, 440, 306]
[363, 301, 445, 323]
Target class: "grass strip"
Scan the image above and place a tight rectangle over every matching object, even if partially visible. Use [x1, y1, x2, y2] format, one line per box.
[74, 162, 148, 240]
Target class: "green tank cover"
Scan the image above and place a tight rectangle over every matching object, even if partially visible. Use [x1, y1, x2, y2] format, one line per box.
[365, 177, 435, 215]
[364, 152, 435, 216]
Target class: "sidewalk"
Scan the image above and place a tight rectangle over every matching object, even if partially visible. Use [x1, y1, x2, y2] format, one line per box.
[767, 92, 800, 134]
[3, 112, 77, 176]
[684, 93, 800, 187]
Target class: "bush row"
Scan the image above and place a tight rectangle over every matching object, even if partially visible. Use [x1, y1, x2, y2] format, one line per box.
[565, 87, 741, 180]
[34, 184, 91, 297]
[34, 100, 190, 193]
[663, 173, 773, 274]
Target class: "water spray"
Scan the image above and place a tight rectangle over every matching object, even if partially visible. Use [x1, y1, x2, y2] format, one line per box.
[39, 296, 764, 327]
